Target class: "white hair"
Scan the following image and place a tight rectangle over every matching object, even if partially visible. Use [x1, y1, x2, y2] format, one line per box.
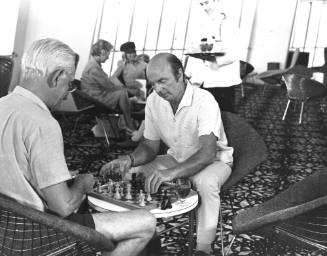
[21, 38, 76, 81]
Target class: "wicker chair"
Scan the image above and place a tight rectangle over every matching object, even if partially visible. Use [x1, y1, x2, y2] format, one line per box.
[232, 168, 327, 253]
[0, 55, 14, 98]
[218, 112, 268, 254]
[282, 74, 327, 124]
[0, 193, 115, 255]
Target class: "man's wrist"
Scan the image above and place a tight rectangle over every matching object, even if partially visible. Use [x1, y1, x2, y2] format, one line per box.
[128, 154, 135, 167]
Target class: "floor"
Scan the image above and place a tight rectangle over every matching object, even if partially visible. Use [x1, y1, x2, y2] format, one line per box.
[56, 83, 327, 255]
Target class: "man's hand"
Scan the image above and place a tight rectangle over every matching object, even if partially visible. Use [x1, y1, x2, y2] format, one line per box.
[100, 155, 132, 178]
[145, 170, 174, 194]
[74, 174, 95, 194]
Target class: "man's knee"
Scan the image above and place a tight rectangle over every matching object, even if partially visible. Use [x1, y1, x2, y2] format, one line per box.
[193, 174, 220, 195]
[138, 209, 157, 235]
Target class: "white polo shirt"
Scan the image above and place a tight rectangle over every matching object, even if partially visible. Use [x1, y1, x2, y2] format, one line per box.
[144, 83, 233, 164]
[0, 86, 71, 211]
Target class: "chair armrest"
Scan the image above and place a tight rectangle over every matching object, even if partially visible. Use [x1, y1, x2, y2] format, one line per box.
[233, 195, 327, 233]
[0, 193, 116, 252]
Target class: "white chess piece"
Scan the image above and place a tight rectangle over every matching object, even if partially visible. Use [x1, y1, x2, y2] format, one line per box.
[146, 192, 152, 202]
[139, 190, 146, 206]
[114, 183, 121, 200]
[125, 183, 132, 200]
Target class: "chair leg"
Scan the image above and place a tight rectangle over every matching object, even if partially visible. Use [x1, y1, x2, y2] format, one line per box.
[241, 83, 245, 98]
[299, 101, 304, 124]
[188, 209, 196, 256]
[219, 206, 225, 256]
[225, 234, 236, 256]
[282, 100, 291, 120]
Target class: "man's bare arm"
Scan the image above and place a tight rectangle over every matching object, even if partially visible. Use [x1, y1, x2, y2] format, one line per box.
[41, 174, 94, 217]
[131, 138, 161, 167]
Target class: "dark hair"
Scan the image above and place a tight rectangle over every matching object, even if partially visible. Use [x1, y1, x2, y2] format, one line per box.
[166, 54, 185, 81]
[91, 39, 113, 57]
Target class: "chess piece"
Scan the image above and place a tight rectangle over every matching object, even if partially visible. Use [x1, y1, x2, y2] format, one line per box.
[161, 190, 169, 210]
[131, 173, 137, 190]
[125, 183, 132, 200]
[166, 196, 172, 209]
[146, 192, 152, 202]
[114, 183, 121, 200]
[139, 190, 146, 207]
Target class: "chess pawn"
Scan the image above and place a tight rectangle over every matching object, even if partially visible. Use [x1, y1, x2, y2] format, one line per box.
[166, 196, 172, 209]
[97, 183, 103, 193]
[161, 190, 169, 210]
[120, 186, 124, 198]
[125, 183, 132, 200]
[107, 184, 113, 197]
[139, 190, 146, 207]
[114, 183, 121, 200]
[146, 192, 152, 202]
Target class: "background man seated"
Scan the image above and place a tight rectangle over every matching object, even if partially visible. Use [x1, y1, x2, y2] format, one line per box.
[101, 52, 234, 256]
[81, 39, 136, 132]
[111, 41, 147, 100]
[0, 38, 156, 256]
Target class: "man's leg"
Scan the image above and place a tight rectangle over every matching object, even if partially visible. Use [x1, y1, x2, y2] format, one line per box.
[190, 161, 232, 254]
[92, 209, 156, 256]
[118, 89, 136, 131]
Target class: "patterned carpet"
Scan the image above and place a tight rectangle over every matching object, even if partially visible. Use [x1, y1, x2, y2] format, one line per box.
[55, 83, 327, 255]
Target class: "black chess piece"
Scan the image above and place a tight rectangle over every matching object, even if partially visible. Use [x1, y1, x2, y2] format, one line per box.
[166, 196, 172, 209]
[131, 173, 137, 189]
[161, 190, 169, 210]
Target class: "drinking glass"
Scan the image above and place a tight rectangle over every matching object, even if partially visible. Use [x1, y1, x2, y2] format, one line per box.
[176, 178, 191, 205]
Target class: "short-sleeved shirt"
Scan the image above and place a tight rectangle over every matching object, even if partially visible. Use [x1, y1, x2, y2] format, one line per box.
[144, 83, 233, 163]
[0, 86, 71, 211]
[122, 61, 147, 88]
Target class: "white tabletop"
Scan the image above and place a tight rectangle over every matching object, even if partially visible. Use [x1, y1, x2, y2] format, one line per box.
[88, 190, 198, 218]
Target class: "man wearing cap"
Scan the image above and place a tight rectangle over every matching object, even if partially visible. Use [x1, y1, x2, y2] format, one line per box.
[111, 41, 147, 100]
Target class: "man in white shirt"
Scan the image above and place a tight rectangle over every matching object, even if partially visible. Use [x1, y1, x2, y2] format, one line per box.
[186, 0, 241, 112]
[101, 52, 233, 256]
[0, 38, 156, 256]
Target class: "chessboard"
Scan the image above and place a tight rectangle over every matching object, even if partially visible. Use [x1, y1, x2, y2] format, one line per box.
[88, 173, 180, 211]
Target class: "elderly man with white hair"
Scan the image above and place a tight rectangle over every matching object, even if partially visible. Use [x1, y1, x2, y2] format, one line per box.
[0, 38, 156, 256]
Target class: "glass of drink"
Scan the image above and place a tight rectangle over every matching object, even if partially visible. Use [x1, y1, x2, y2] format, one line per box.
[176, 178, 191, 205]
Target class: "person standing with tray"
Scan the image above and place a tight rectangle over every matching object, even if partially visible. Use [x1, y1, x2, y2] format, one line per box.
[185, 0, 242, 113]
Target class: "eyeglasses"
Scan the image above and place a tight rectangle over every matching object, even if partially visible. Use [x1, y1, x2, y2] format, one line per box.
[68, 81, 77, 93]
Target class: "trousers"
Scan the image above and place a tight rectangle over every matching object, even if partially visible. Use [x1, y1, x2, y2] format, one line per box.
[131, 154, 232, 244]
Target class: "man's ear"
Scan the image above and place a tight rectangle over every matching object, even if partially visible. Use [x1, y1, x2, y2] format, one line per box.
[47, 69, 64, 88]
[177, 68, 184, 82]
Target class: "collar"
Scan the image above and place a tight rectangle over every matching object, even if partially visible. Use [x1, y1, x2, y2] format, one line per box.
[13, 86, 50, 113]
[176, 82, 194, 113]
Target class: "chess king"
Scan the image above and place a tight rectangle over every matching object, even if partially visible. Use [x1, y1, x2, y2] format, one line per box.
[101, 52, 233, 256]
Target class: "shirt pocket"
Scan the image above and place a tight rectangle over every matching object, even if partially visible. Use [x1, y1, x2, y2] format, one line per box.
[179, 122, 198, 147]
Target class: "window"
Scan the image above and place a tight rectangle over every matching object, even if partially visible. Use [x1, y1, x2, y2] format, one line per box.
[290, 0, 327, 69]
[98, 0, 256, 75]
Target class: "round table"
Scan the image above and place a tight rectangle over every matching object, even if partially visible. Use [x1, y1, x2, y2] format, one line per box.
[88, 190, 198, 255]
